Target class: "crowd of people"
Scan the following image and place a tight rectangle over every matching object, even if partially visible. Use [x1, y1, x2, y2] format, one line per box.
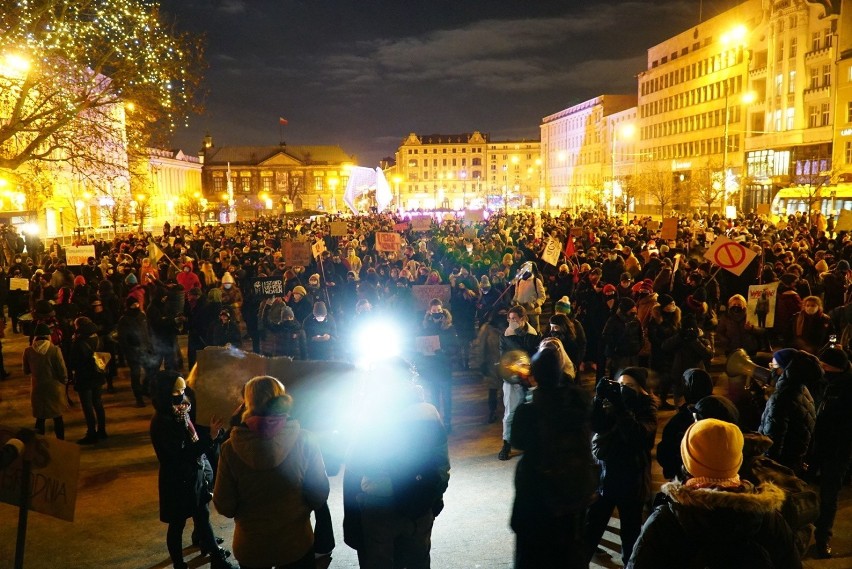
[1, 206, 851, 568]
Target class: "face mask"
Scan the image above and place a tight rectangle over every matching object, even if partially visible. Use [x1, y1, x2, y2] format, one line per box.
[730, 306, 744, 314]
[184, 268, 190, 272]
[481, 286, 491, 294]
[223, 284, 232, 289]
[522, 272, 531, 280]
[804, 306, 819, 315]
[663, 305, 677, 313]
[507, 321, 520, 331]
[431, 313, 444, 321]
[620, 384, 639, 406]
[171, 394, 185, 406]
[316, 316, 326, 322]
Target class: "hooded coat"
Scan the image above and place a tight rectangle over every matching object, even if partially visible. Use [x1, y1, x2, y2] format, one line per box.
[213, 418, 329, 567]
[627, 481, 801, 569]
[23, 339, 68, 419]
[758, 352, 817, 474]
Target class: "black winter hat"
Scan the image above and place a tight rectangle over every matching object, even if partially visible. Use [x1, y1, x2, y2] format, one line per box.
[682, 368, 714, 405]
[658, 294, 675, 308]
[618, 366, 648, 391]
[819, 346, 850, 372]
[693, 395, 740, 424]
[618, 297, 636, 313]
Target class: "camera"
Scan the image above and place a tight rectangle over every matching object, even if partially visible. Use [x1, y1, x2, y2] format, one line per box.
[597, 378, 622, 401]
[830, 334, 838, 347]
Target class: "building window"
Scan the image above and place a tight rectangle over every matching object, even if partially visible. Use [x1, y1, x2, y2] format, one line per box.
[813, 32, 821, 51]
[789, 70, 796, 93]
[790, 37, 797, 58]
[776, 41, 784, 62]
[261, 176, 273, 192]
[775, 73, 784, 96]
[825, 29, 833, 48]
[847, 101, 852, 122]
[786, 108, 795, 130]
[314, 176, 323, 191]
[240, 176, 251, 193]
[774, 109, 782, 132]
[822, 102, 831, 126]
[845, 141, 852, 164]
[213, 177, 223, 193]
[810, 68, 819, 89]
[824, 64, 832, 86]
[809, 105, 820, 128]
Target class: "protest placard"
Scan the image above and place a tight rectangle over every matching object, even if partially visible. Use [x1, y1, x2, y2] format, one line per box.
[283, 241, 312, 267]
[703, 235, 759, 276]
[411, 217, 432, 231]
[541, 237, 563, 266]
[65, 245, 96, 265]
[249, 276, 286, 298]
[10, 277, 29, 291]
[329, 221, 348, 237]
[411, 284, 451, 310]
[375, 232, 402, 252]
[0, 427, 81, 521]
[311, 240, 326, 258]
[660, 217, 678, 240]
[746, 281, 778, 329]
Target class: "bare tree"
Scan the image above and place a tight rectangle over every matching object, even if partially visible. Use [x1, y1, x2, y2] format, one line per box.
[689, 161, 724, 214]
[641, 169, 677, 218]
[178, 200, 207, 226]
[0, 0, 205, 176]
[792, 155, 834, 223]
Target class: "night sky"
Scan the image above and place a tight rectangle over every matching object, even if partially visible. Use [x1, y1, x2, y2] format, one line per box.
[159, 0, 744, 166]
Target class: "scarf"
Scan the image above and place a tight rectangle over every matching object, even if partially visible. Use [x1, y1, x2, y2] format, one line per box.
[173, 401, 199, 443]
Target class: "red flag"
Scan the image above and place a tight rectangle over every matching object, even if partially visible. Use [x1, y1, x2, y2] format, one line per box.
[279, 117, 288, 125]
[564, 236, 575, 258]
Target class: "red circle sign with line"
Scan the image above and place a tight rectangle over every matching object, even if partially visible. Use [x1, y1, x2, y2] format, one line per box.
[714, 241, 746, 269]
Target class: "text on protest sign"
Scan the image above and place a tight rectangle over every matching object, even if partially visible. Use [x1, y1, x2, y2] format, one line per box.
[746, 281, 779, 329]
[375, 232, 402, 252]
[10, 277, 29, 291]
[65, 245, 96, 266]
[541, 237, 563, 266]
[411, 284, 451, 311]
[283, 241, 312, 267]
[660, 217, 678, 240]
[0, 427, 81, 522]
[329, 221, 348, 237]
[250, 276, 286, 298]
[410, 217, 432, 231]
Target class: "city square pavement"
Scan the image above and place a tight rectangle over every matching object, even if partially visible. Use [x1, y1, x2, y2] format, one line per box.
[0, 329, 850, 569]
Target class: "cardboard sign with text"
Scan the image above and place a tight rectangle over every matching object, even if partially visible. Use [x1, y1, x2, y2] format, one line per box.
[65, 245, 96, 266]
[329, 221, 348, 237]
[541, 237, 563, 266]
[464, 209, 485, 224]
[311, 240, 326, 259]
[250, 276, 286, 298]
[411, 284, 451, 311]
[0, 427, 81, 522]
[410, 217, 432, 231]
[10, 277, 29, 291]
[283, 241, 312, 267]
[660, 217, 678, 240]
[746, 281, 779, 329]
[375, 232, 402, 252]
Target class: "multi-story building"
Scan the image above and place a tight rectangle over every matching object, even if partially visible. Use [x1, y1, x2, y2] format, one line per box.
[394, 132, 541, 210]
[199, 135, 356, 218]
[541, 95, 637, 212]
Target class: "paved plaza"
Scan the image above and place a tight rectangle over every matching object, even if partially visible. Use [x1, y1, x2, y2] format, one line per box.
[0, 329, 849, 569]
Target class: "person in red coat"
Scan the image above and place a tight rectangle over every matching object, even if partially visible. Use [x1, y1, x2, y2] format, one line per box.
[176, 262, 201, 294]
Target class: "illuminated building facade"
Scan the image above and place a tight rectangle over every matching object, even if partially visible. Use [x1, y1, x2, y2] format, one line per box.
[394, 132, 540, 210]
[541, 95, 637, 211]
[199, 136, 356, 218]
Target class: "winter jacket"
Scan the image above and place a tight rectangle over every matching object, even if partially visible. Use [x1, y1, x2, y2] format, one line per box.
[471, 321, 503, 389]
[117, 307, 154, 362]
[628, 480, 801, 569]
[812, 367, 852, 467]
[511, 384, 596, 532]
[648, 305, 680, 373]
[716, 309, 762, 356]
[759, 357, 817, 474]
[662, 329, 713, 384]
[23, 339, 68, 419]
[68, 333, 104, 392]
[590, 391, 658, 501]
[602, 311, 643, 359]
[214, 419, 329, 567]
[303, 315, 338, 361]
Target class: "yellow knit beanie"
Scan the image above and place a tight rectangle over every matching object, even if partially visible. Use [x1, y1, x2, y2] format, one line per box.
[681, 418, 744, 480]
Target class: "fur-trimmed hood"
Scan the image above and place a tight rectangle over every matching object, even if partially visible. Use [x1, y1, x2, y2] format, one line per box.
[661, 480, 786, 540]
[651, 303, 681, 326]
[662, 480, 785, 514]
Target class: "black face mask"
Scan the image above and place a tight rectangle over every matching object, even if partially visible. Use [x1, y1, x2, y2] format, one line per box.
[730, 306, 744, 314]
[171, 394, 185, 405]
[431, 313, 444, 321]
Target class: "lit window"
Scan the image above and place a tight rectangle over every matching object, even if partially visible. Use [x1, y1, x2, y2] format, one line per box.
[822, 102, 830, 126]
[786, 108, 795, 130]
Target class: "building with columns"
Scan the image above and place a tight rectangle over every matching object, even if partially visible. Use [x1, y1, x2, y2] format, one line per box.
[199, 135, 356, 219]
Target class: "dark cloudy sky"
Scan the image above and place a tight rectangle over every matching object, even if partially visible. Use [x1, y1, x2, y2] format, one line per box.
[160, 0, 743, 166]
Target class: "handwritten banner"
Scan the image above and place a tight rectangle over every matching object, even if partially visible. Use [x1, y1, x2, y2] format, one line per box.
[375, 232, 402, 252]
[283, 241, 312, 267]
[410, 217, 432, 231]
[411, 284, 451, 311]
[0, 427, 81, 522]
[65, 245, 96, 266]
[747, 281, 779, 329]
[250, 276, 286, 298]
[10, 277, 29, 291]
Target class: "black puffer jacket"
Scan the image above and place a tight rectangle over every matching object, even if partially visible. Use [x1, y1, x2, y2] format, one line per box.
[590, 387, 657, 501]
[628, 481, 801, 569]
[758, 354, 817, 474]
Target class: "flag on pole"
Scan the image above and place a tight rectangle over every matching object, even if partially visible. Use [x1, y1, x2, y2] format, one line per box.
[279, 117, 288, 125]
[564, 236, 575, 259]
